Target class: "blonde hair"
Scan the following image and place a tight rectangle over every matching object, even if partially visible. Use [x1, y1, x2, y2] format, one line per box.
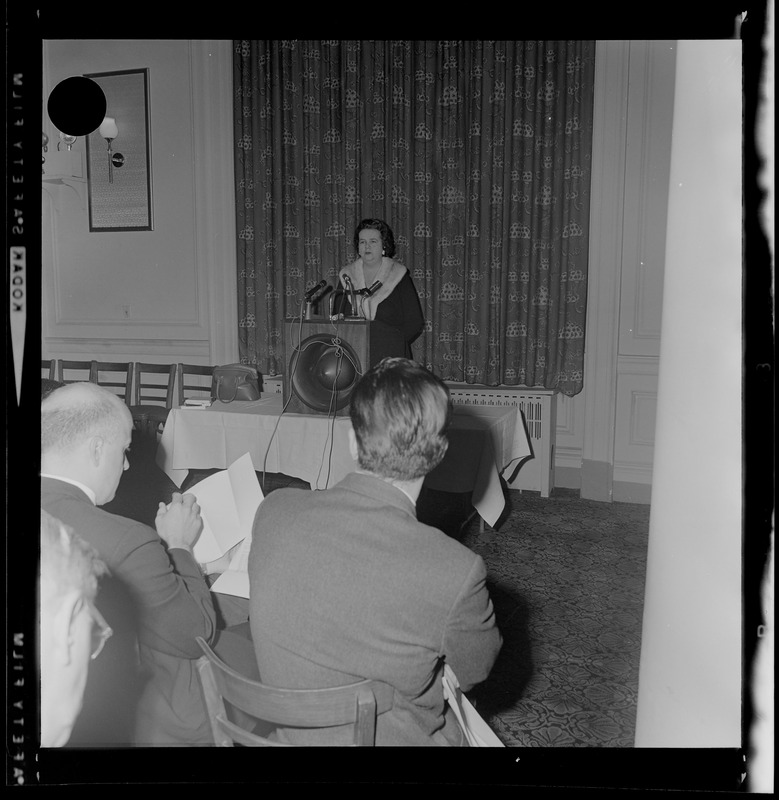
[39, 509, 107, 607]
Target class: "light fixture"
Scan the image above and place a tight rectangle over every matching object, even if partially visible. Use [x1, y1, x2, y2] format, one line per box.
[58, 131, 77, 151]
[99, 116, 119, 183]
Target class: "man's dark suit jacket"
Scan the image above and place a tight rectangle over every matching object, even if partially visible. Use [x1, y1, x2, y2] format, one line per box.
[41, 477, 218, 745]
[248, 472, 502, 746]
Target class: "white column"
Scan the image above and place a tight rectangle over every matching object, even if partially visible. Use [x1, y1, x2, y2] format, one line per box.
[190, 39, 239, 364]
[635, 40, 742, 747]
[580, 40, 629, 501]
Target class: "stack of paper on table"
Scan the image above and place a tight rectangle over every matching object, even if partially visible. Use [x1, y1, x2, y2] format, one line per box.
[186, 451, 262, 599]
[183, 398, 212, 409]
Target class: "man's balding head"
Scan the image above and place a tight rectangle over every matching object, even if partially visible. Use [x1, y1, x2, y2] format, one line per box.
[41, 383, 134, 505]
[42, 382, 131, 456]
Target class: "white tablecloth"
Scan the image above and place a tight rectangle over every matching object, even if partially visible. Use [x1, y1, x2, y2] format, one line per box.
[156, 394, 531, 528]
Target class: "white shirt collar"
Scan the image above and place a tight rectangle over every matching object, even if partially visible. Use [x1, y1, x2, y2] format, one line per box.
[40, 473, 97, 505]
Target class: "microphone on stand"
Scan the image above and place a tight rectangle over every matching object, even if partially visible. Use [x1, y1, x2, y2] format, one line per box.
[304, 283, 332, 319]
[363, 280, 383, 297]
[342, 274, 357, 318]
[304, 279, 328, 301]
[310, 283, 332, 303]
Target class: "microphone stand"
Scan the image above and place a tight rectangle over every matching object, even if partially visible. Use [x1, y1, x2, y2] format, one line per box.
[342, 274, 357, 318]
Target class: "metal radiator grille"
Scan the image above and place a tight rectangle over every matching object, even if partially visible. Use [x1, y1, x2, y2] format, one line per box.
[446, 385, 556, 497]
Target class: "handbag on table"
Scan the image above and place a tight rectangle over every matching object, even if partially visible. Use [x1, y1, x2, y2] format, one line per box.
[442, 663, 505, 747]
[211, 364, 261, 403]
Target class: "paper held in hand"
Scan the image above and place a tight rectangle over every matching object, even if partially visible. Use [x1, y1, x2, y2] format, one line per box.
[209, 534, 252, 599]
[187, 452, 263, 565]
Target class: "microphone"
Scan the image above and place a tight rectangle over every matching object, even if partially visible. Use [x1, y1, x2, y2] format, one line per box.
[310, 283, 332, 303]
[304, 279, 328, 301]
[363, 280, 383, 297]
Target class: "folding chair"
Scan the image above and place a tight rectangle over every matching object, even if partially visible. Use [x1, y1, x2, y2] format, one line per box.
[92, 361, 134, 404]
[129, 362, 176, 441]
[57, 359, 94, 384]
[195, 637, 394, 747]
[176, 363, 215, 407]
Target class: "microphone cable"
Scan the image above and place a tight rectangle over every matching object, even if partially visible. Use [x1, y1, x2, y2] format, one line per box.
[260, 304, 306, 493]
[263, 308, 362, 492]
[315, 318, 349, 491]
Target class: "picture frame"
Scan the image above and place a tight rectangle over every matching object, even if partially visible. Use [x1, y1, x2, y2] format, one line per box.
[84, 68, 153, 231]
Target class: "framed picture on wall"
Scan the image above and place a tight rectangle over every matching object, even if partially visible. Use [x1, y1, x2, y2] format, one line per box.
[84, 68, 153, 231]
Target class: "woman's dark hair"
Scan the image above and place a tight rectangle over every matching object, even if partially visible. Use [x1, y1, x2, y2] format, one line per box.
[353, 218, 396, 259]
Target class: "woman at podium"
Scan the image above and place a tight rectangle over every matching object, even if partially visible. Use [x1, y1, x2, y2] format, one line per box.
[332, 218, 425, 361]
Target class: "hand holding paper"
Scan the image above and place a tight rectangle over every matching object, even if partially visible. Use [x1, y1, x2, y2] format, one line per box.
[209, 535, 252, 599]
[155, 492, 204, 554]
[186, 452, 264, 564]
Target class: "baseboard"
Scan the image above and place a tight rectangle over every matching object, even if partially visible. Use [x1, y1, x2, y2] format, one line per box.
[613, 480, 652, 504]
[580, 459, 614, 502]
[553, 465, 581, 490]
[552, 465, 652, 504]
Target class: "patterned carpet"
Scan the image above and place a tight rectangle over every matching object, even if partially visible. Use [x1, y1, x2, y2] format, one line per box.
[447, 488, 651, 748]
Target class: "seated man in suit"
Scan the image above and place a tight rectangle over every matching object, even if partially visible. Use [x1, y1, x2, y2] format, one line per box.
[248, 357, 502, 745]
[41, 382, 257, 746]
[40, 508, 109, 747]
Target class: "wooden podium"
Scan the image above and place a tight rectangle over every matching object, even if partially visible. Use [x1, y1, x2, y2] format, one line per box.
[283, 318, 406, 416]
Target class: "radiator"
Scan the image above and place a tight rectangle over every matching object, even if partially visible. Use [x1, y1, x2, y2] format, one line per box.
[445, 384, 556, 497]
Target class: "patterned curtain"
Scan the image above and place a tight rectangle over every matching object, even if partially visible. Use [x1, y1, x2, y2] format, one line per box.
[234, 40, 595, 396]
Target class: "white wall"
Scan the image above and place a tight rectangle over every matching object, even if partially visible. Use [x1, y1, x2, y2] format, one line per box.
[42, 39, 237, 367]
[635, 39, 742, 747]
[555, 40, 675, 503]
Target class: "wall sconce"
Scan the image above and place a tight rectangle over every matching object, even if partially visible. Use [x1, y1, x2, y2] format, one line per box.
[98, 116, 124, 183]
[58, 131, 77, 151]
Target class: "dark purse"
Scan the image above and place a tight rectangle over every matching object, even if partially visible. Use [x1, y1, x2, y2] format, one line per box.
[211, 363, 261, 403]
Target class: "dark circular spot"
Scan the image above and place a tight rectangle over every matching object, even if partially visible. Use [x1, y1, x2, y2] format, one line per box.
[47, 77, 107, 136]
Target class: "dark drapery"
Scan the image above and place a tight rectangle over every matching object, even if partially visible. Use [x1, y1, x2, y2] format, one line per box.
[234, 40, 595, 396]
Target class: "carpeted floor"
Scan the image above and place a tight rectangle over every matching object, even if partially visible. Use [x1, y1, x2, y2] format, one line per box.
[106, 436, 651, 748]
[447, 488, 650, 748]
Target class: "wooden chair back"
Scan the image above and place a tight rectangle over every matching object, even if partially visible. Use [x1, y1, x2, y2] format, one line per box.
[92, 361, 134, 404]
[176, 363, 215, 407]
[195, 637, 394, 747]
[57, 359, 94, 384]
[132, 362, 176, 408]
[41, 359, 55, 380]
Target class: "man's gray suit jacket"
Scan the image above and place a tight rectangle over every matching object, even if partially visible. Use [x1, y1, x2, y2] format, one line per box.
[248, 471, 502, 746]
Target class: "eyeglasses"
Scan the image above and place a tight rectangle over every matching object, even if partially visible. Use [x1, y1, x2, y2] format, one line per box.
[86, 601, 113, 660]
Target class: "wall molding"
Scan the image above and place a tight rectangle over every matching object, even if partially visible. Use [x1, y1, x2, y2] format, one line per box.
[554, 393, 578, 438]
[554, 445, 583, 470]
[618, 41, 676, 356]
[614, 458, 655, 484]
[617, 354, 661, 375]
[46, 337, 211, 359]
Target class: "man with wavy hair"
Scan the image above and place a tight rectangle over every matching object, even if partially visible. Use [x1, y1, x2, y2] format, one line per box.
[248, 357, 501, 745]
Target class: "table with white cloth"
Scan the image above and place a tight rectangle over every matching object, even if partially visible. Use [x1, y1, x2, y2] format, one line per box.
[156, 393, 531, 529]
